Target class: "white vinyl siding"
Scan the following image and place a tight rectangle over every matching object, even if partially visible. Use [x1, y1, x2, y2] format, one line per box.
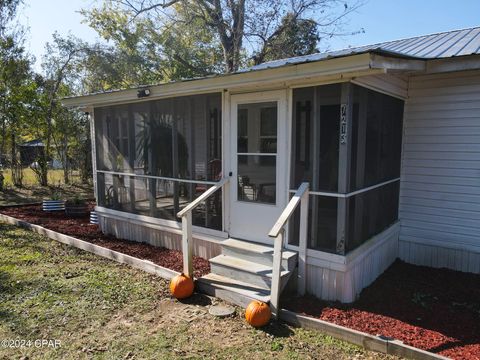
[399, 70, 480, 273]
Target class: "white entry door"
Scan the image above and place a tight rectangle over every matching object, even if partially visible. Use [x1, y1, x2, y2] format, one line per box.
[229, 90, 288, 244]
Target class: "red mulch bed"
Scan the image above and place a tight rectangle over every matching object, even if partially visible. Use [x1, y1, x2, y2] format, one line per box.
[0, 203, 210, 278]
[284, 260, 480, 360]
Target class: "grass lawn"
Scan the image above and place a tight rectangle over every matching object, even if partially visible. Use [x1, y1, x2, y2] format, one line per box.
[0, 184, 93, 206]
[2, 169, 84, 188]
[0, 224, 396, 359]
[0, 169, 93, 206]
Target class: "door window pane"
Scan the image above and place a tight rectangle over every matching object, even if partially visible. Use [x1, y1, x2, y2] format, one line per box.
[237, 155, 276, 204]
[237, 102, 277, 153]
[237, 108, 248, 153]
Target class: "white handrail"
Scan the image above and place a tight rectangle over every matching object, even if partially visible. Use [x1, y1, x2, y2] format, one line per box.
[288, 177, 400, 198]
[269, 182, 309, 317]
[269, 182, 309, 238]
[177, 177, 229, 277]
[97, 169, 219, 185]
[177, 177, 229, 218]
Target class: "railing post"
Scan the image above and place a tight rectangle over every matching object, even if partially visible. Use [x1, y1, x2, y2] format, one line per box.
[298, 185, 309, 296]
[270, 228, 284, 319]
[182, 211, 193, 277]
[177, 177, 228, 279]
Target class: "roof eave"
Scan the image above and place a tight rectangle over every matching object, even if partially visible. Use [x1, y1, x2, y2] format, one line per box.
[425, 54, 480, 74]
[61, 51, 432, 109]
[61, 53, 379, 108]
[369, 52, 426, 72]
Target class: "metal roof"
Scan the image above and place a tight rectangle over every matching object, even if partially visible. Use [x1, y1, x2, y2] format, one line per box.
[242, 26, 480, 72]
[62, 26, 480, 105]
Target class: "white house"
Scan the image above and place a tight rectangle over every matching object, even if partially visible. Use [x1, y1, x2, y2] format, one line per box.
[62, 26, 480, 309]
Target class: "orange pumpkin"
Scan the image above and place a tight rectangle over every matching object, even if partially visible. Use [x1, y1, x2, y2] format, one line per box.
[169, 273, 194, 299]
[245, 300, 271, 327]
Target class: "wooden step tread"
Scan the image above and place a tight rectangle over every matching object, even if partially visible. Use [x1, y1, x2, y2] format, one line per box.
[223, 238, 298, 259]
[197, 273, 270, 303]
[210, 254, 289, 278]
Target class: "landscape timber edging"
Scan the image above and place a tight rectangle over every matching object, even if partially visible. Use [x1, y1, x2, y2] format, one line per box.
[0, 213, 180, 280]
[0, 212, 452, 360]
[0, 202, 42, 208]
[279, 309, 451, 360]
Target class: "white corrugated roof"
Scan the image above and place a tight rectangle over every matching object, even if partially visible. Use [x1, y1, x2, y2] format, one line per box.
[243, 26, 480, 72]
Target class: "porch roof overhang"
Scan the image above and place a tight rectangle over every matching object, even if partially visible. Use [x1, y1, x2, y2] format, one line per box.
[61, 51, 426, 109]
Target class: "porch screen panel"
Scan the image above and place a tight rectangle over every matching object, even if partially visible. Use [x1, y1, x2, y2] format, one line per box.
[94, 92, 222, 231]
[345, 85, 403, 251]
[290, 84, 403, 254]
[349, 86, 403, 191]
[346, 181, 399, 252]
[289, 194, 338, 251]
[290, 84, 341, 251]
[291, 84, 341, 191]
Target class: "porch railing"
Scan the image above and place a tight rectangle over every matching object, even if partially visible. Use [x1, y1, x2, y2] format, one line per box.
[268, 182, 309, 317]
[177, 177, 230, 277]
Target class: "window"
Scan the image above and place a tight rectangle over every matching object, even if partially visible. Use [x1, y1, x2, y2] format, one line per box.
[94, 93, 222, 231]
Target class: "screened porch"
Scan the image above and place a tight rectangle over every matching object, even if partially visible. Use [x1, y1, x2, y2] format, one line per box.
[92, 81, 404, 257]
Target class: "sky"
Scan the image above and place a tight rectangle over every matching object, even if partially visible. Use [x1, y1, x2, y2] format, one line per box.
[17, 0, 480, 71]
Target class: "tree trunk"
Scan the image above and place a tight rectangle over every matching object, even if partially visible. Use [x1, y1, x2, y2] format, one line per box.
[38, 150, 48, 186]
[40, 109, 54, 187]
[81, 120, 92, 183]
[10, 132, 22, 187]
[1, 118, 6, 165]
[63, 131, 69, 184]
[63, 158, 69, 184]
[1, 98, 7, 165]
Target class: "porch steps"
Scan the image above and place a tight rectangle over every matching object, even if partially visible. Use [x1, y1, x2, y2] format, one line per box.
[199, 238, 298, 307]
[196, 273, 270, 308]
[210, 254, 290, 289]
[221, 238, 298, 270]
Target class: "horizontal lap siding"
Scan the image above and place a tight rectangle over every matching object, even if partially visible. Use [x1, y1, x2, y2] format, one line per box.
[399, 70, 480, 273]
